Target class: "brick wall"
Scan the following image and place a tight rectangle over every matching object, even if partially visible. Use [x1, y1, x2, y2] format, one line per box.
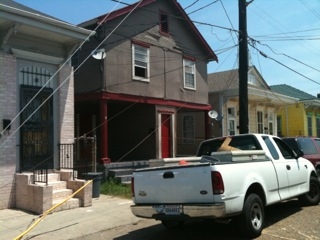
[0, 52, 17, 209]
[59, 65, 75, 144]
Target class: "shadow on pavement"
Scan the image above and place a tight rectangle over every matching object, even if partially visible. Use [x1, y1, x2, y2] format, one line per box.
[114, 199, 303, 240]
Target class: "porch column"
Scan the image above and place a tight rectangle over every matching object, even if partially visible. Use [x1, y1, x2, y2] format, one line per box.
[100, 99, 110, 164]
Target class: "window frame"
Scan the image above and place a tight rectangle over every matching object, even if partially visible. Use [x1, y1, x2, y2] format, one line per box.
[132, 43, 150, 81]
[182, 114, 195, 144]
[183, 58, 196, 90]
[227, 107, 236, 135]
[159, 11, 169, 35]
[257, 111, 263, 133]
[307, 113, 312, 136]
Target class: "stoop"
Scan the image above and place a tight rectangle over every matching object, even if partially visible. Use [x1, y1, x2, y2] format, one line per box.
[15, 171, 92, 214]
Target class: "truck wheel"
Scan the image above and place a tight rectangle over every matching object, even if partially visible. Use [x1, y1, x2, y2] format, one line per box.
[238, 194, 264, 238]
[161, 220, 184, 229]
[298, 176, 320, 206]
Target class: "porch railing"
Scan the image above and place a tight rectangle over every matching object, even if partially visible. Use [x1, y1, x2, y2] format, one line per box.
[59, 135, 96, 180]
[33, 167, 48, 185]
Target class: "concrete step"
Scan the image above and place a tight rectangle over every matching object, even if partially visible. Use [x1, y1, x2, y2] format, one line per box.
[108, 168, 134, 178]
[53, 188, 73, 200]
[48, 173, 60, 182]
[52, 197, 81, 212]
[49, 180, 67, 190]
[35, 180, 67, 190]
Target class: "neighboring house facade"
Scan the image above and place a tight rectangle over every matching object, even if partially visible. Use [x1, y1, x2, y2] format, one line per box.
[0, 1, 93, 210]
[271, 84, 320, 137]
[207, 66, 297, 137]
[74, 0, 218, 162]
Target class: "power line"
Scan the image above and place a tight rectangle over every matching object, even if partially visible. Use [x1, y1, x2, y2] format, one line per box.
[249, 43, 320, 86]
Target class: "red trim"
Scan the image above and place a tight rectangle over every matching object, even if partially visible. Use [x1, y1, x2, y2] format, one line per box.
[183, 55, 196, 61]
[99, 99, 109, 163]
[75, 92, 212, 111]
[131, 39, 150, 48]
[97, 0, 156, 24]
[172, 1, 218, 62]
[95, 0, 217, 62]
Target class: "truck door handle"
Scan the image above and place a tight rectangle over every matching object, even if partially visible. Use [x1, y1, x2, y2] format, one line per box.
[163, 171, 174, 179]
[286, 165, 291, 170]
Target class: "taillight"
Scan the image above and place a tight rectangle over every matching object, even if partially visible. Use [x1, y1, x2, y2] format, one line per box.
[131, 177, 135, 197]
[211, 171, 224, 194]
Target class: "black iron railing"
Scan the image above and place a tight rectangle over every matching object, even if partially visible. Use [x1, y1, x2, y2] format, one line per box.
[33, 167, 48, 185]
[59, 135, 96, 180]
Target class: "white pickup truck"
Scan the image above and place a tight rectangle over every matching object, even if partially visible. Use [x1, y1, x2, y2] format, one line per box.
[130, 134, 320, 238]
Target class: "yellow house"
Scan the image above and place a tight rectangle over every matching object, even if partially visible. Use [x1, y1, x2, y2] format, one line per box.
[208, 67, 297, 137]
[271, 84, 320, 137]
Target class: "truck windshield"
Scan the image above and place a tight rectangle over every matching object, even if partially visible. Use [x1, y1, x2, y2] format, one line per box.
[197, 135, 262, 156]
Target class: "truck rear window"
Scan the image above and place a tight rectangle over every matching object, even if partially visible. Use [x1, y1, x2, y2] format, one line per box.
[197, 135, 262, 156]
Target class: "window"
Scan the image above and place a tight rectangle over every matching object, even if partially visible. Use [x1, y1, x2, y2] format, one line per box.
[263, 136, 279, 160]
[227, 107, 236, 135]
[257, 111, 263, 133]
[183, 59, 196, 89]
[316, 116, 320, 137]
[132, 44, 149, 80]
[307, 113, 312, 136]
[248, 74, 257, 85]
[160, 12, 169, 34]
[268, 112, 274, 135]
[182, 115, 194, 144]
[273, 137, 295, 159]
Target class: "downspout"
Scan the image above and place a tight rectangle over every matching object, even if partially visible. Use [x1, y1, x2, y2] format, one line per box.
[163, 48, 167, 99]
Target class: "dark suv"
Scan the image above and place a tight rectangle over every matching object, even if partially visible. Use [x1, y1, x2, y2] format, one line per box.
[283, 137, 320, 177]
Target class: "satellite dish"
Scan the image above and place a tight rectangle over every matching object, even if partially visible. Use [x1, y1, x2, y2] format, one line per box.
[208, 110, 218, 119]
[92, 49, 106, 60]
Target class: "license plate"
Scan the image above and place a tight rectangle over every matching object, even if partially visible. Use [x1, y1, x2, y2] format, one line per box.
[164, 205, 182, 215]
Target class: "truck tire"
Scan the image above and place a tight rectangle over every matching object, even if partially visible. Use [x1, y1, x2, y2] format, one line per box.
[298, 176, 320, 206]
[238, 193, 264, 238]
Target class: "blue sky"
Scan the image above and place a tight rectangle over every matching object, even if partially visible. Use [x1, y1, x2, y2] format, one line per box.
[14, 0, 320, 96]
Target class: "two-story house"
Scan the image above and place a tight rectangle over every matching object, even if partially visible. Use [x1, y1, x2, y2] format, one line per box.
[74, 0, 218, 162]
[271, 84, 320, 137]
[207, 66, 297, 137]
[0, 0, 93, 211]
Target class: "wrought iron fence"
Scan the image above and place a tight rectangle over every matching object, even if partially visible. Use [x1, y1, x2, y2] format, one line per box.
[59, 135, 97, 179]
[33, 167, 48, 185]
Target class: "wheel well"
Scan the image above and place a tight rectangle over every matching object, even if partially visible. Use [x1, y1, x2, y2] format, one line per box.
[311, 170, 318, 179]
[245, 183, 266, 206]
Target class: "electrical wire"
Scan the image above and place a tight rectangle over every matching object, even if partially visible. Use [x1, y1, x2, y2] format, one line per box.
[0, 0, 143, 148]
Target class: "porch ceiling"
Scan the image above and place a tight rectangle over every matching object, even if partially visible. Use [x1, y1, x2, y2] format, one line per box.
[0, 3, 93, 48]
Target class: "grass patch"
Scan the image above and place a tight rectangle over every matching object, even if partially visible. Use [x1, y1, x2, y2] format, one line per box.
[100, 178, 132, 199]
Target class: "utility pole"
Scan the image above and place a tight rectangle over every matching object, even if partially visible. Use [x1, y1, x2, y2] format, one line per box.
[238, 0, 249, 134]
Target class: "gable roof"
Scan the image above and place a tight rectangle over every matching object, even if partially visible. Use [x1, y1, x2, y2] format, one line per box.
[270, 84, 317, 101]
[79, 0, 217, 62]
[207, 66, 270, 92]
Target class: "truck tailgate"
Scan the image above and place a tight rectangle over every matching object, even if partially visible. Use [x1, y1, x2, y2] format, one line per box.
[133, 163, 214, 204]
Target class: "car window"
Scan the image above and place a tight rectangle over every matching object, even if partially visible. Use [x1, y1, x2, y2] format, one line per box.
[315, 139, 320, 149]
[282, 138, 299, 152]
[262, 136, 279, 160]
[297, 138, 318, 154]
[273, 138, 295, 159]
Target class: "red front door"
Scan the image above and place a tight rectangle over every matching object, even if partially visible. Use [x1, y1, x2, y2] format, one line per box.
[161, 114, 171, 158]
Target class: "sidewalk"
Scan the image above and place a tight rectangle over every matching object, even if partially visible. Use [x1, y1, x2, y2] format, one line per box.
[0, 195, 140, 240]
